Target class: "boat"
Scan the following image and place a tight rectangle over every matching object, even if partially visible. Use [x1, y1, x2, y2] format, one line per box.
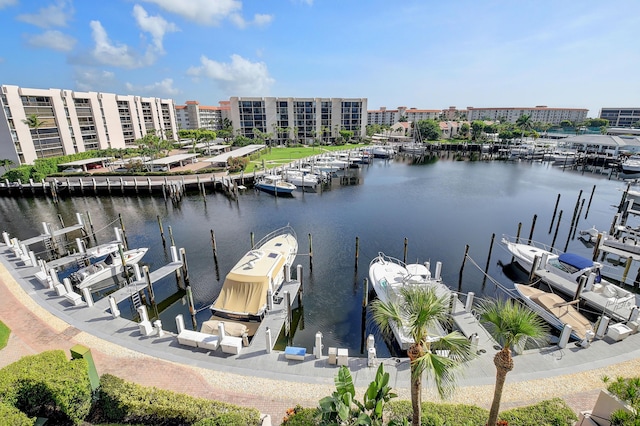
[209, 226, 298, 336]
[254, 175, 296, 195]
[368, 145, 396, 159]
[281, 169, 321, 188]
[621, 155, 640, 174]
[71, 246, 148, 291]
[368, 252, 448, 350]
[513, 283, 594, 340]
[502, 237, 638, 321]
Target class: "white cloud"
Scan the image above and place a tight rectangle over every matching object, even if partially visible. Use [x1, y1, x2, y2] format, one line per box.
[132, 5, 179, 53]
[141, 0, 242, 25]
[89, 20, 155, 69]
[227, 12, 273, 29]
[0, 0, 17, 9]
[17, 0, 73, 28]
[253, 14, 273, 27]
[187, 54, 274, 96]
[74, 69, 116, 92]
[125, 78, 181, 97]
[26, 30, 76, 52]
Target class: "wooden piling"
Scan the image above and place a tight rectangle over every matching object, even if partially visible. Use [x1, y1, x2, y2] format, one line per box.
[362, 277, 369, 307]
[157, 215, 166, 245]
[186, 285, 197, 329]
[527, 214, 537, 244]
[610, 214, 620, 237]
[551, 210, 563, 250]
[458, 244, 469, 291]
[618, 182, 631, 213]
[482, 233, 495, 287]
[118, 214, 129, 250]
[592, 233, 602, 261]
[354, 236, 360, 269]
[168, 226, 175, 247]
[549, 193, 561, 234]
[180, 247, 189, 287]
[285, 291, 292, 337]
[572, 199, 585, 239]
[515, 222, 522, 243]
[251, 232, 255, 249]
[308, 233, 313, 271]
[58, 214, 65, 228]
[210, 229, 219, 276]
[585, 185, 596, 219]
[143, 265, 158, 318]
[403, 237, 408, 264]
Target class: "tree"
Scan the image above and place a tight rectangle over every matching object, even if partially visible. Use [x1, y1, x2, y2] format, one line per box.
[371, 286, 475, 426]
[0, 159, 15, 173]
[477, 298, 549, 426]
[136, 131, 172, 171]
[22, 114, 45, 156]
[470, 120, 486, 141]
[459, 123, 470, 140]
[339, 129, 354, 143]
[415, 119, 442, 141]
[515, 114, 533, 142]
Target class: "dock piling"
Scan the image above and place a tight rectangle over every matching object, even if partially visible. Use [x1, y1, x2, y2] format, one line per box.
[527, 214, 537, 244]
[585, 185, 596, 219]
[354, 236, 359, 269]
[482, 233, 495, 287]
[157, 215, 165, 245]
[551, 210, 563, 250]
[403, 237, 408, 264]
[308, 233, 313, 271]
[549, 193, 561, 234]
[458, 244, 469, 292]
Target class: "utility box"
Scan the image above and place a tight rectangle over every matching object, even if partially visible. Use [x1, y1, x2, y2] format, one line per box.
[328, 347, 337, 365]
[70, 344, 99, 391]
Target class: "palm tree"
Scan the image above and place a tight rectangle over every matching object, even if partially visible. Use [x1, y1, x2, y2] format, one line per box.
[22, 114, 45, 154]
[371, 286, 475, 426]
[516, 114, 533, 143]
[477, 298, 549, 426]
[0, 159, 14, 173]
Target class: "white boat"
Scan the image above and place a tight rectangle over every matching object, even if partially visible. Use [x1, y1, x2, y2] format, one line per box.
[621, 155, 640, 174]
[368, 145, 396, 158]
[543, 151, 577, 166]
[71, 247, 148, 290]
[513, 283, 594, 340]
[311, 155, 349, 173]
[210, 226, 298, 336]
[255, 175, 296, 195]
[281, 169, 321, 188]
[502, 237, 638, 321]
[368, 252, 448, 350]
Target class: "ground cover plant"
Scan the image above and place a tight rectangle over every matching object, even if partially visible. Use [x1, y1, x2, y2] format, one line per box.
[0, 320, 9, 349]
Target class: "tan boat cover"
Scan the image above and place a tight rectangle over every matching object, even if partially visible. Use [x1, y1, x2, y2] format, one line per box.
[212, 252, 286, 316]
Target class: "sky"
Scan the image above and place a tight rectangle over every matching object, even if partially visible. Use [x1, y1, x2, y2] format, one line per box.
[1, 0, 639, 118]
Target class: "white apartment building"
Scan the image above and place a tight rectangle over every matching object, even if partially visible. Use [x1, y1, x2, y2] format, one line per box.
[175, 100, 230, 130]
[465, 105, 588, 125]
[229, 97, 367, 144]
[0, 85, 177, 165]
[367, 106, 440, 126]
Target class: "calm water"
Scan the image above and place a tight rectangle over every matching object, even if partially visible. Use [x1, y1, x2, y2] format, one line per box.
[0, 158, 629, 357]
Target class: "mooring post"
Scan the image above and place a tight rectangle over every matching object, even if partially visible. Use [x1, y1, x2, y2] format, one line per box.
[210, 229, 219, 277]
[157, 215, 165, 246]
[168, 225, 175, 247]
[585, 185, 596, 219]
[572, 199, 586, 239]
[549, 193, 561, 234]
[284, 290, 292, 337]
[180, 247, 189, 286]
[308, 233, 313, 271]
[251, 232, 255, 249]
[592, 233, 602, 261]
[527, 214, 537, 244]
[618, 182, 631, 214]
[551, 210, 563, 250]
[403, 237, 408, 264]
[362, 277, 369, 307]
[515, 222, 522, 243]
[482, 233, 495, 287]
[118, 213, 129, 251]
[296, 264, 303, 305]
[186, 285, 197, 329]
[458, 244, 469, 291]
[622, 257, 633, 284]
[144, 265, 158, 318]
[354, 236, 360, 269]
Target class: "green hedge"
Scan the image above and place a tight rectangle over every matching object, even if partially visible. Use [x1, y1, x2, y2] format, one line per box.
[383, 398, 577, 426]
[0, 350, 92, 424]
[0, 320, 9, 350]
[0, 401, 35, 426]
[93, 374, 261, 425]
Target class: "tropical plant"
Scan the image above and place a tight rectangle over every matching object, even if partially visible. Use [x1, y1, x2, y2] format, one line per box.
[22, 113, 45, 155]
[317, 364, 397, 425]
[477, 297, 549, 426]
[370, 286, 475, 426]
[0, 159, 14, 173]
[516, 114, 533, 142]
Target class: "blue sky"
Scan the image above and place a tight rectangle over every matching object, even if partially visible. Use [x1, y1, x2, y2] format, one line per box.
[1, 0, 638, 117]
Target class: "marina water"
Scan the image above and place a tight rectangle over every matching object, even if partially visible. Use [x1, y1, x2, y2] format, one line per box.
[0, 157, 630, 357]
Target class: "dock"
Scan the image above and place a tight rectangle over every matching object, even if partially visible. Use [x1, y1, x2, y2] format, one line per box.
[21, 223, 85, 247]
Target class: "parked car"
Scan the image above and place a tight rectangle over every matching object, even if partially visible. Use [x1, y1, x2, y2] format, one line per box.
[62, 167, 83, 173]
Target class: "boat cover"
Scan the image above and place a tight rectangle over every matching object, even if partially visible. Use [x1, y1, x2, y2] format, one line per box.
[558, 253, 593, 270]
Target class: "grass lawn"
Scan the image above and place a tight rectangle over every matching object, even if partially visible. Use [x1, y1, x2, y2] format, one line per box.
[247, 144, 362, 171]
[0, 320, 10, 350]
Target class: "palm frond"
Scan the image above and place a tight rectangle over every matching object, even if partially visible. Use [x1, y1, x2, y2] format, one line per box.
[477, 297, 549, 349]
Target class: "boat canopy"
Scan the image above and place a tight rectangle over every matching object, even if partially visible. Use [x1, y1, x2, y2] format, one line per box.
[558, 253, 594, 270]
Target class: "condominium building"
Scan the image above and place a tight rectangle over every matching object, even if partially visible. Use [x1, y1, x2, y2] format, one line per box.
[367, 106, 440, 126]
[465, 105, 588, 125]
[175, 100, 230, 130]
[0, 85, 177, 165]
[229, 97, 367, 144]
[599, 108, 640, 128]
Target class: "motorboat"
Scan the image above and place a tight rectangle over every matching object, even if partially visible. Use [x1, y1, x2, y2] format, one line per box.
[254, 175, 296, 195]
[620, 155, 640, 174]
[368, 252, 448, 350]
[502, 237, 637, 321]
[368, 145, 396, 159]
[71, 246, 148, 291]
[209, 226, 298, 336]
[281, 169, 321, 188]
[513, 283, 594, 340]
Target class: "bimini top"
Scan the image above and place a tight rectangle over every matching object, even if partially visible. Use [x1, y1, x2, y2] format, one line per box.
[558, 253, 594, 270]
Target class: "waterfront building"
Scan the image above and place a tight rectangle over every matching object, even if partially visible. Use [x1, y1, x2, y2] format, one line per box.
[174, 100, 230, 131]
[229, 97, 367, 145]
[367, 106, 439, 126]
[599, 108, 640, 128]
[0, 85, 177, 165]
[465, 105, 588, 125]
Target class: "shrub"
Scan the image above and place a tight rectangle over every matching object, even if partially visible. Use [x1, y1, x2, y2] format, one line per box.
[385, 400, 487, 425]
[93, 374, 261, 425]
[499, 398, 577, 426]
[281, 405, 318, 425]
[193, 411, 254, 426]
[0, 401, 35, 426]
[0, 320, 9, 350]
[0, 350, 92, 424]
